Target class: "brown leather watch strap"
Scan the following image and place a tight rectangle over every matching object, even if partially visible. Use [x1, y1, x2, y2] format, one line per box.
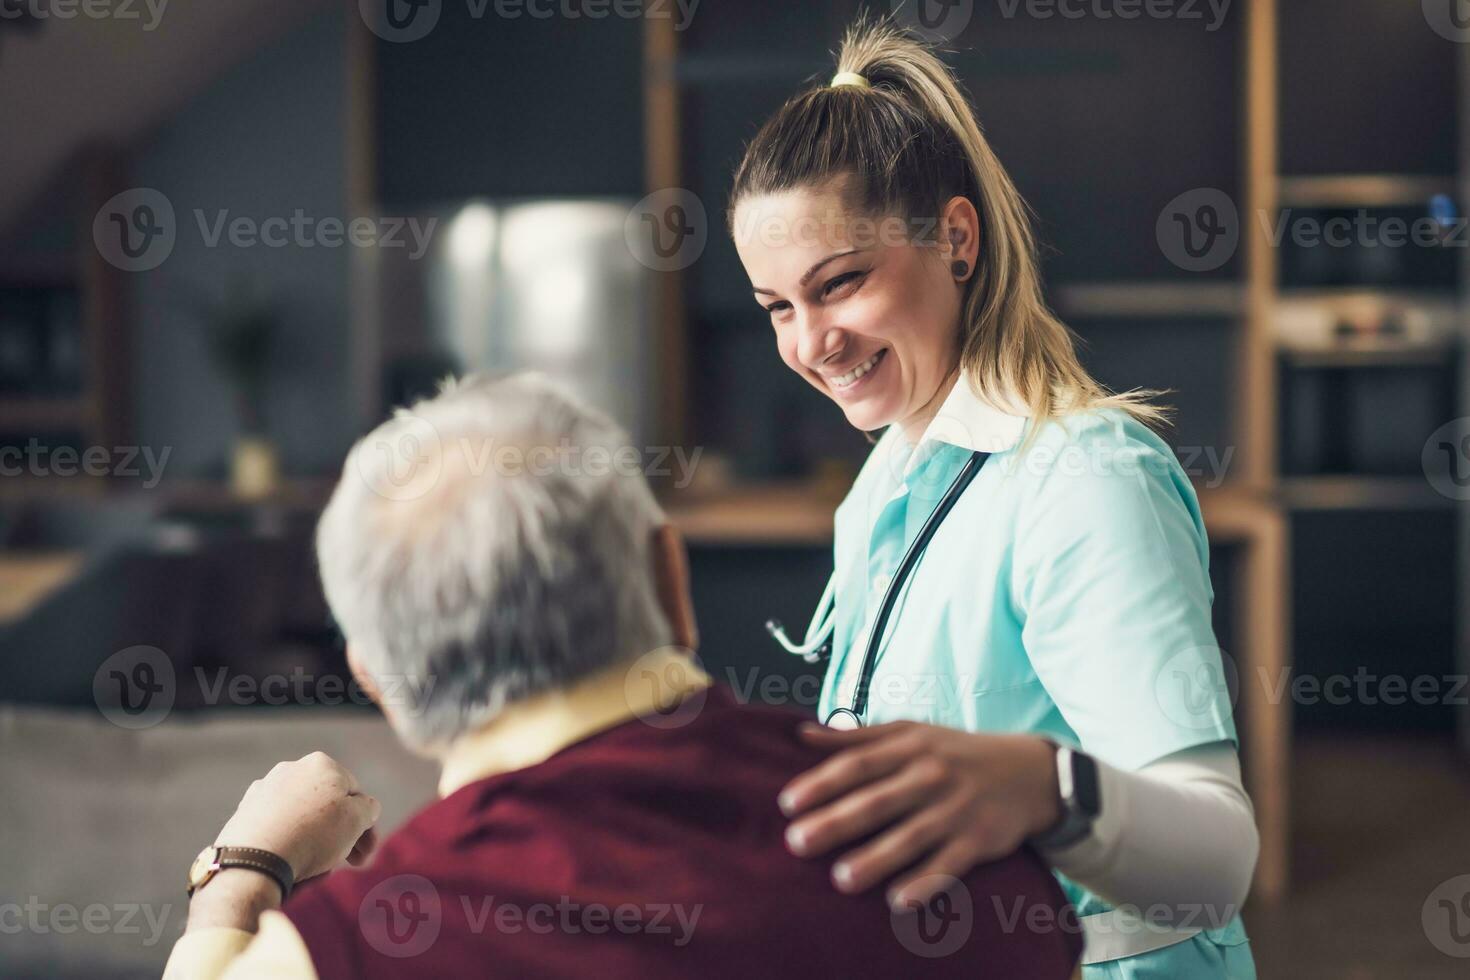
[212, 846, 295, 903]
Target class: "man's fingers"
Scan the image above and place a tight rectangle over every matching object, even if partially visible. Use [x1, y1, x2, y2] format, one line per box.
[348, 826, 380, 866]
[348, 792, 382, 829]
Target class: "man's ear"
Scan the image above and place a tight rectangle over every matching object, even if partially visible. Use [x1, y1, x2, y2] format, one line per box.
[650, 523, 699, 652]
[345, 645, 385, 709]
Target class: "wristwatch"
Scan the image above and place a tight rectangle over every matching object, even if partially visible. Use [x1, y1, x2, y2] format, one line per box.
[187, 845, 294, 903]
[1032, 741, 1101, 850]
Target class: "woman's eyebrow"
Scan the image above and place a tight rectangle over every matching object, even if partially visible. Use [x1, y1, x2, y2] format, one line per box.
[750, 248, 865, 295]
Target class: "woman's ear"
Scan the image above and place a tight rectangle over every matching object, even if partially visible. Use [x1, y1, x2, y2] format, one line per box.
[941, 194, 981, 279]
[650, 523, 699, 652]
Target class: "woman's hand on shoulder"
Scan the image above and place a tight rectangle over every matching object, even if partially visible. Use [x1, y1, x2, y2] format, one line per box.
[778, 722, 1061, 909]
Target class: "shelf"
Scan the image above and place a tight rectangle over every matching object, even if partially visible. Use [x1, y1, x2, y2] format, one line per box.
[1279, 475, 1454, 511]
[0, 397, 90, 431]
[1054, 281, 1246, 319]
[1273, 290, 1460, 353]
[1276, 174, 1457, 208]
[1276, 287, 1459, 304]
[1278, 346, 1456, 369]
[661, 480, 1285, 547]
[660, 480, 843, 547]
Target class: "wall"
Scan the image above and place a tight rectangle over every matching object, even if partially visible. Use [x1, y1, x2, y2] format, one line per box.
[132, 8, 351, 477]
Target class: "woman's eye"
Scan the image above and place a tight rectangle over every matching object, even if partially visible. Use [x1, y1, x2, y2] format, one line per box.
[764, 300, 791, 314]
[823, 271, 865, 296]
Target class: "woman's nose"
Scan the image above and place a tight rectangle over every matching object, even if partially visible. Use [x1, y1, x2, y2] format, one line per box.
[794, 307, 842, 370]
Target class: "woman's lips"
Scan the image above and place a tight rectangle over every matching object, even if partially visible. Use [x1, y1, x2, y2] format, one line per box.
[826, 348, 888, 396]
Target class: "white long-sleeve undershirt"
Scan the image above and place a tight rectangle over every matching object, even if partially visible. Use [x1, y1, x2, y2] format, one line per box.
[1037, 740, 1258, 929]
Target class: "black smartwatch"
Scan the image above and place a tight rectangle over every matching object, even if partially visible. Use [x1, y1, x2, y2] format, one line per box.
[1032, 742, 1101, 850]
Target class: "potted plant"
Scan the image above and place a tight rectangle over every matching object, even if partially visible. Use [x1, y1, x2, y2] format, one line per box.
[197, 277, 280, 499]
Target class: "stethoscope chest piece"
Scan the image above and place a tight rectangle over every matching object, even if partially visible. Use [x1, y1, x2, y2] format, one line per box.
[822, 707, 864, 730]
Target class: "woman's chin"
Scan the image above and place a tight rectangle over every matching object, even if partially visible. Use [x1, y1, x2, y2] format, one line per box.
[838, 395, 898, 433]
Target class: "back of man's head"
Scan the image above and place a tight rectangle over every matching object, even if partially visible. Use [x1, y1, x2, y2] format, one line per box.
[316, 372, 673, 751]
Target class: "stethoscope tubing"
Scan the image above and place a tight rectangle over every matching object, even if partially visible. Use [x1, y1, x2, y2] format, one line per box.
[767, 449, 990, 727]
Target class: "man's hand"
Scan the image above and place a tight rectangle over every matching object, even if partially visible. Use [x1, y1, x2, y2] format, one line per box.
[215, 751, 382, 884]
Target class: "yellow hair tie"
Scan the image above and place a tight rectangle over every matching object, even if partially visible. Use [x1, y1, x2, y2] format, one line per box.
[829, 71, 870, 90]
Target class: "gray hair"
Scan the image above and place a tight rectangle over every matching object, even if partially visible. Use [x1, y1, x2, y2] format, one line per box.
[316, 372, 673, 751]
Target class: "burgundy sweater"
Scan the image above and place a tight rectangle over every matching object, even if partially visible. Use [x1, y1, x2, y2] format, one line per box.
[283, 684, 1081, 979]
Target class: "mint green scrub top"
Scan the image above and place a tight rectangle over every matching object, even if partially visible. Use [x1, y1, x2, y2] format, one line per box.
[817, 393, 1256, 980]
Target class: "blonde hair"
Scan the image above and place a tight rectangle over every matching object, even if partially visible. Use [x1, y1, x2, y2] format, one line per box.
[727, 14, 1169, 441]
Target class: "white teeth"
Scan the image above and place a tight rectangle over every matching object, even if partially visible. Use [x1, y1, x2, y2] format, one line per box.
[831, 350, 884, 387]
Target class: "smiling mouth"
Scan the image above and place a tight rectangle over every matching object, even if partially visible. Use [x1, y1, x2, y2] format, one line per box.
[825, 348, 887, 392]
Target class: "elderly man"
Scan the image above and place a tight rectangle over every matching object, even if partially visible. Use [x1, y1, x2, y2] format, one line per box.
[161, 373, 1081, 979]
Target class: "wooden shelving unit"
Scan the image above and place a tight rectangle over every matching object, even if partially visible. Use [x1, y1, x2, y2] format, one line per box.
[0, 145, 132, 476]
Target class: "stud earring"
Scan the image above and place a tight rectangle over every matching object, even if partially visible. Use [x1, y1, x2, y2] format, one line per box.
[951, 259, 969, 279]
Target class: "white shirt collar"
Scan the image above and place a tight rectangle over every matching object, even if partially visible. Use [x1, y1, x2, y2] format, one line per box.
[885, 374, 1031, 480]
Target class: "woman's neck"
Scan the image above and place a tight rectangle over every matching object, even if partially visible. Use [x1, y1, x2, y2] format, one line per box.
[897, 366, 962, 446]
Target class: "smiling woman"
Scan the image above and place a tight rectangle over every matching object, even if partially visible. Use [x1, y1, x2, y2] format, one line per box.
[725, 14, 1258, 980]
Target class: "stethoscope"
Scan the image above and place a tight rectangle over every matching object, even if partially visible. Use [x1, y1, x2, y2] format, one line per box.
[765, 449, 990, 728]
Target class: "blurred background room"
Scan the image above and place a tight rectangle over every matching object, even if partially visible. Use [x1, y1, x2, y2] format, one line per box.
[1, 0, 1469, 976]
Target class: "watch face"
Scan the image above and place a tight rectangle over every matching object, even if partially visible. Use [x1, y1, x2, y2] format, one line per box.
[188, 846, 220, 886]
[1073, 753, 1101, 818]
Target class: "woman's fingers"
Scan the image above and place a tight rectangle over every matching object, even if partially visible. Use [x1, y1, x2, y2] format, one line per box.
[828, 790, 970, 895]
[779, 726, 923, 816]
[785, 755, 953, 858]
[795, 719, 910, 746]
[885, 837, 986, 910]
